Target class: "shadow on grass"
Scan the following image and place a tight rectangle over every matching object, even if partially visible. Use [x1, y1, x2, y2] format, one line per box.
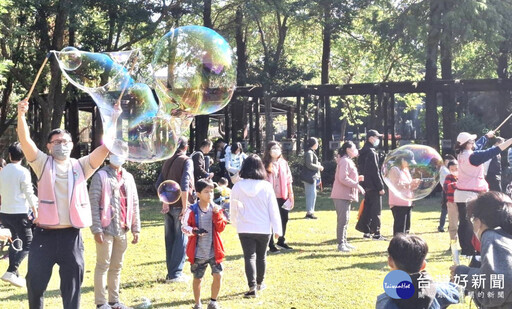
[0, 285, 94, 302]
[151, 291, 247, 308]
[331, 261, 388, 271]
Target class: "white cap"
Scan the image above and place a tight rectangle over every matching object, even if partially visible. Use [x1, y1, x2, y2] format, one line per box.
[457, 132, 477, 144]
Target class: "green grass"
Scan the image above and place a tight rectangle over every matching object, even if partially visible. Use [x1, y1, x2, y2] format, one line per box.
[0, 188, 472, 308]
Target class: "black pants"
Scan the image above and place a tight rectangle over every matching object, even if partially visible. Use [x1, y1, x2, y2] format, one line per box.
[27, 227, 84, 309]
[486, 174, 502, 192]
[239, 233, 270, 288]
[391, 207, 412, 235]
[456, 203, 475, 256]
[269, 198, 289, 248]
[356, 190, 382, 235]
[0, 213, 33, 275]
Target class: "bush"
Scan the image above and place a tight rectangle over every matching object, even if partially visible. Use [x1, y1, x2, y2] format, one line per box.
[124, 161, 164, 196]
[285, 153, 337, 187]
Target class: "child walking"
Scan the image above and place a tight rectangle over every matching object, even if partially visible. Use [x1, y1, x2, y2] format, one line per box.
[182, 179, 227, 309]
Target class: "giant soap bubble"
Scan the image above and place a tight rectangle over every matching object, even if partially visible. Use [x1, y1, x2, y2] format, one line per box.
[382, 145, 443, 201]
[53, 48, 191, 162]
[152, 25, 236, 116]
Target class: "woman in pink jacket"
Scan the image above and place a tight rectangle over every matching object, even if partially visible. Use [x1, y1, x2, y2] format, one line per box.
[330, 141, 364, 252]
[387, 150, 420, 236]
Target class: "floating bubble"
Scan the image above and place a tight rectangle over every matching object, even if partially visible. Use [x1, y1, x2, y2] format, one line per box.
[53, 48, 186, 162]
[382, 145, 443, 202]
[57, 46, 82, 71]
[157, 180, 182, 204]
[152, 25, 236, 116]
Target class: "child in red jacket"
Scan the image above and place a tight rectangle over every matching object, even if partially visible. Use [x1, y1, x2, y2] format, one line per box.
[182, 179, 227, 309]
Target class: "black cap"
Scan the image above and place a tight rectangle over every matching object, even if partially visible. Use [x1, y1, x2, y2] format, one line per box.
[367, 129, 383, 138]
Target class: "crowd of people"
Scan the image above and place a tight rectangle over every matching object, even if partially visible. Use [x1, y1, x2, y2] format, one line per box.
[0, 99, 511, 308]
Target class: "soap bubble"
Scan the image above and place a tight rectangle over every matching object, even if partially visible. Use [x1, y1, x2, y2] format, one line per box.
[152, 25, 236, 116]
[57, 46, 82, 71]
[382, 145, 443, 201]
[53, 48, 187, 162]
[158, 180, 182, 204]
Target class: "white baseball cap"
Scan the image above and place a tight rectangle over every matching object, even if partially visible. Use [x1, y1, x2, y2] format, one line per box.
[457, 132, 477, 144]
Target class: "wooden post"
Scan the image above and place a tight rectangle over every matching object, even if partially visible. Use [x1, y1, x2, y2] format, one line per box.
[369, 94, 375, 129]
[224, 103, 230, 144]
[383, 92, 389, 152]
[390, 93, 396, 149]
[314, 96, 319, 137]
[287, 107, 293, 138]
[255, 97, 261, 152]
[296, 96, 301, 155]
[67, 100, 80, 158]
[249, 99, 254, 148]
[376, 86, 383, 132]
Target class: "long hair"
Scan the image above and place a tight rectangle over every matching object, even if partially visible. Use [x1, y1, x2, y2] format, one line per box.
[454, 141, 470, 155]
[305, 137, 318, 150]
[262, 141, 282, 174]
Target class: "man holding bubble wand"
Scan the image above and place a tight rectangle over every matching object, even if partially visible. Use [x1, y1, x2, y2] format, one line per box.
[17, 72, 110, 308]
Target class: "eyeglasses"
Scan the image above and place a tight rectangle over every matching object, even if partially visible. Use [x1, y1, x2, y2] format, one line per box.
[49, 139, 72, 145]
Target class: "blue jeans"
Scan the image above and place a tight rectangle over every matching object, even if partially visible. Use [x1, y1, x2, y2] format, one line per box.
[164, 207, 187, 280]
[303, 181, 317, 214]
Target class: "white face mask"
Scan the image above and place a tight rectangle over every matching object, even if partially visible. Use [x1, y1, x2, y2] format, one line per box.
[110, 154, 126, 167]
[270, 149, 281, 158]
[372, 138, 380, 147]
[52, 143, 72, 161]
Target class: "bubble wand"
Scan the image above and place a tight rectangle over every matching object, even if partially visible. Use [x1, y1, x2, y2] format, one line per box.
[25, 53, 52, 100]
[494, 112, 512, 132]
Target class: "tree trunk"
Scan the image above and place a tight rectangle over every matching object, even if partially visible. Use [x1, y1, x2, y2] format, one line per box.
[425, 0, 442, 150]
[498, 42, 511, 139]
[232, 7, 248, 143]
[321, 3, 332, 160]
[440, 0, 456, 147]
[194, 0, 213, 149]
[263, 83, 273, 145]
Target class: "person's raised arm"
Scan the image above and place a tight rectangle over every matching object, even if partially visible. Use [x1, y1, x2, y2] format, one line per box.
[89, 145, 110, 170]
[17, 100, 39, 162]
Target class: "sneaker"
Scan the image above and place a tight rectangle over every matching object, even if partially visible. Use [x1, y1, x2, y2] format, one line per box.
[337, 244, 351, 252]
[363, 233, 372, 239]
[437, 226, 445, 232]
[277, 242, 293, 250]
[97, 305, 112, 309]
[257, 283, 266, 291]
[268, 246, 281, 254]
[345, 243, 356, 250]
[1, 271, 25, 287]
[193, 304, 203, 309]
[166, 274, 190, 283]
[243, 289, 257, 298]
[372, 234, 387, 241]
[207, 301, 220, 309]
[110, 303, 132, 309]
[305, 213, 318, 219]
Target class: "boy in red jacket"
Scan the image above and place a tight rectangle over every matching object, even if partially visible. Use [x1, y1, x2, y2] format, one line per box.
[182, 179, 227, 309]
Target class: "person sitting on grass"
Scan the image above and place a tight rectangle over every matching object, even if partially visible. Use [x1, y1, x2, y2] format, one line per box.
[450, 191, 512, 308]
[181, 179, 227, 309]
[213, 177, 231, 221]
[377, 234, 460, 309]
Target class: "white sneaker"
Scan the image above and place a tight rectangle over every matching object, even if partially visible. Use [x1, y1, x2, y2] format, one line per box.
[110, 302, 133, 309]
[97, 304, 112, 309]
[337, 244, 351, 252]
[166, 274, 190, 283]
[345, 243, 356, 250]
[1, 272, 25, 287]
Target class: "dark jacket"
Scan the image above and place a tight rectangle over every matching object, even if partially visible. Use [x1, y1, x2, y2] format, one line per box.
[191, 150, 209, 183]
[358, 141, 384, 191]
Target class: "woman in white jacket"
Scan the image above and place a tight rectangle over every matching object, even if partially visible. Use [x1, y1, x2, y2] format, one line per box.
[230, 154, 282, 298]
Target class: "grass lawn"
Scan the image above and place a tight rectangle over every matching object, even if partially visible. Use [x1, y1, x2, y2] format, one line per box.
[0, 187, 472, 309]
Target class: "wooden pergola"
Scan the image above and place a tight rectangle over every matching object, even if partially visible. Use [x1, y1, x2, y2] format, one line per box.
[27, 78, 512, 159]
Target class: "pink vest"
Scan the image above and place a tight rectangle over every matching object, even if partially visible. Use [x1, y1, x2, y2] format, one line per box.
[266, 158, 292, 199]
[457, 151, 488, 192]
[388, 166, 413, 207]
[37, 157, 91, 228]
[98, 169, 134, 228]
